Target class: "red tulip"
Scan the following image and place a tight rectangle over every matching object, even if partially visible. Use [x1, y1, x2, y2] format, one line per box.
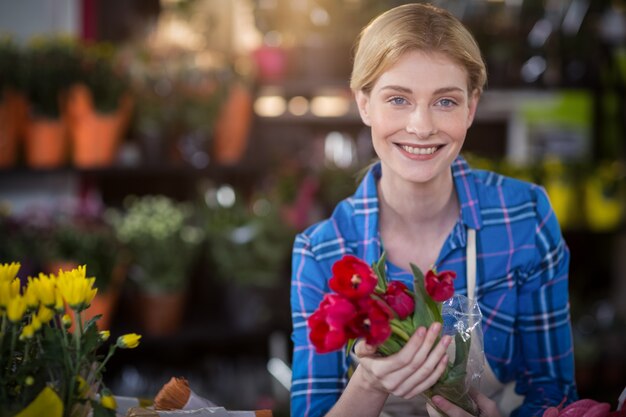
[307, 294, 357, 353]
[382, 281, 415, 319]
[425, 269, 456, 302]
[348, 298, 393, 346]
[329, 255, 377, 300]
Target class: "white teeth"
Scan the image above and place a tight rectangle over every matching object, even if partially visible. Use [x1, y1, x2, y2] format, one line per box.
[401, 145, 438, 155]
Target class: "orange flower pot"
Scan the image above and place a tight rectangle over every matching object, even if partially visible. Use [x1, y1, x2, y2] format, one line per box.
[0, 90, 28, 168]
[67, 84, 132, 168]
[71, 112, 121, 168]
[137, 291, 186, 337]
[25, 118, 68, 168]
[212, 82, 253, 165]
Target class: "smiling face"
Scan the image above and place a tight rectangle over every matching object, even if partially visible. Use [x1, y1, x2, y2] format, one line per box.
[356, 50, 479, 187]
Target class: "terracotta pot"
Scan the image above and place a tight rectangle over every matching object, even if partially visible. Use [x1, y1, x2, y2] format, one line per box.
[67, 84, 132, 168]
[212, 82, 253, 165]
[25, 118, 67, 168]
[0, 90, 28, 168]
[71, 112, 121, 168]
[137, 291, 186, 337]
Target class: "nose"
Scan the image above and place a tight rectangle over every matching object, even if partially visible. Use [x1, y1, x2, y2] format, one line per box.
[406, 106, 437, 139]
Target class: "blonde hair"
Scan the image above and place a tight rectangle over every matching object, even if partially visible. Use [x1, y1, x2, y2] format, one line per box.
[350, 3, 487, 95]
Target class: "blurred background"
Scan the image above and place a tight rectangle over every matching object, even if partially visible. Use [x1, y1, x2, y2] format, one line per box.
[0, 0, 625, 415]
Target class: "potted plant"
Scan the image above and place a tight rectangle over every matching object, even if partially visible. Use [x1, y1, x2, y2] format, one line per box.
[67, 42, 133, 168]
[42, 213, 126, 330]
[22, 36, 81, 168]
[105, 194, 204, 336]
[201, 184, 295, 331]
[0, 262, 141, 417]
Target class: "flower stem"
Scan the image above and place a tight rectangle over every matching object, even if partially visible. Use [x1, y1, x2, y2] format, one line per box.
[389, 320, 411, 342]
[95, 344, 117, 376]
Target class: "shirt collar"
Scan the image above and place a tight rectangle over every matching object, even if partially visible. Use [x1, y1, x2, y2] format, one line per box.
[352, 156, 483, 255]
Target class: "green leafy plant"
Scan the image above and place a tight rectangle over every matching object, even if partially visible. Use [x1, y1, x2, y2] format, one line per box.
[22, 36, 81, 118]
[201, 185, 295, 288]
[77, 42, 128, 114]
[105, 195, 204, 294]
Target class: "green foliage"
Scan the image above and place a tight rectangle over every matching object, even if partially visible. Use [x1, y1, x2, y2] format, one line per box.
[22, 36, 81, 118]
[78, 42, 128, 114]
[106, 195, 204, 294]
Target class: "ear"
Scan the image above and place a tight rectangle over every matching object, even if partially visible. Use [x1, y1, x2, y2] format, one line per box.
[355, 90, 372, 126]
[466, 89, 480, 128]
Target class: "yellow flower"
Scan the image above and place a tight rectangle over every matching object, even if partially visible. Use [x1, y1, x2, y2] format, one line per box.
[61, 314, 72, 328]
[30, 316, 42, 332]
[30, 273, 57, 308]
[0, 278, 21, 309]
[20, 324, 35, 341]
[75, 376, 89, 398]
[117, 333, 141, 349]
[99, 330, 110, 342]
[7, 295, 26, 323]
[56, 266, 97, 311]
[100, 394, 117, 410]
[0, 262, 20, 282]
[24, 376, 35, 386]
[23, 282, 40, 311]
[36, 306, 55, 324]
[54, 291, 65, 314]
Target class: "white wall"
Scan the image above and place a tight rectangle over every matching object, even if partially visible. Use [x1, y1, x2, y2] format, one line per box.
[0, 0, 79, 43]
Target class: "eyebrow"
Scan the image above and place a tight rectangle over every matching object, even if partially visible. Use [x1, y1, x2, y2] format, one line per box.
[379, 85, 466, 95]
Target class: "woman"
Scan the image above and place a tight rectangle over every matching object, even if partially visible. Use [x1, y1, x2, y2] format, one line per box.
[290, 3, 578, 417]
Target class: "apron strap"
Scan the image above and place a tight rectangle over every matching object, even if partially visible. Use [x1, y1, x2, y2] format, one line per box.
[466, 228, 477, 301]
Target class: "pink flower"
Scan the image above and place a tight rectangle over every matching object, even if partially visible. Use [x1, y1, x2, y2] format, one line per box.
[329, 255, 377, 299]
[425, 269, 456, 302]
[382, 281, 415, 319]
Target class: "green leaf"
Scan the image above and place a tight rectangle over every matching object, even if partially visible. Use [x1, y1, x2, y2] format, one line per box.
[373, 252, 387, 292]
[410, 263, 440, 328]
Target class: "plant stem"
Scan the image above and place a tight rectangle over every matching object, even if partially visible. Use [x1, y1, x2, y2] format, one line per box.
[389, 320, 411, 342]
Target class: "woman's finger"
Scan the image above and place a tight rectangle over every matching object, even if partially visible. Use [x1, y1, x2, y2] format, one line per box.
[400, 351, 449, 398]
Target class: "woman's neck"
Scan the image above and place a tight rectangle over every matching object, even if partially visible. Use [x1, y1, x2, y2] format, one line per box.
[377, 166, 458, 232]
[377, 164, 460, 273]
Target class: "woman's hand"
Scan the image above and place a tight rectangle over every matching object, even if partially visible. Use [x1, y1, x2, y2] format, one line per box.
[432, 389, 502, 417]
[354, 322, 451, 399]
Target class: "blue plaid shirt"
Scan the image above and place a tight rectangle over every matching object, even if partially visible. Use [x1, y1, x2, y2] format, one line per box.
[290, 156, 578, 417]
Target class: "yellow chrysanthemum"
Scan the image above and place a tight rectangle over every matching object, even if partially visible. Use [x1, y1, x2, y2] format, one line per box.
[99, 330, 110, 342]
[100, 394, 117, 410]
[75, 376, 89, 398]
[36, 306, 55, 324]
[117, 333, 141, 349]
[56, 266, 97, 311]
[30, 316, 42, 332]
[7, 295, 26, 323]
[0, 262, 20, 282]
[30, 273, 57, 308]
[61, 314, 72, 328]
[54, 291, 65, 314]
[23, 281, 40, 311]
[0, 278, 21, 309]
[20, 324, 35, 341]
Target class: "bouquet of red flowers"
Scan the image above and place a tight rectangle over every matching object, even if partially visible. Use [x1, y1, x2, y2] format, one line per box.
[307, 253, 483, 415]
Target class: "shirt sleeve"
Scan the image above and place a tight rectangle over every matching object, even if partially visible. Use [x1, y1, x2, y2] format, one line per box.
[512, 186, 579, 417]
[290, 232, 349, 417]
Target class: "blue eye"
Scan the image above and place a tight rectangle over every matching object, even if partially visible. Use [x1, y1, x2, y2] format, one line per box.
[389, 96, 408, 105]
[438, 98, 456, 107]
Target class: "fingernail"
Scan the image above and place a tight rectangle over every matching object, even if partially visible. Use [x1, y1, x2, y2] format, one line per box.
[442, 335, 452, 347]
[417, 327, 426, 337]
[430, 322, 441, 333]
[432, 396, 444, 407]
